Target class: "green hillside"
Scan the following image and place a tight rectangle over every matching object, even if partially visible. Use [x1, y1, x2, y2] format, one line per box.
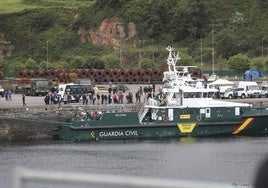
[0, 0, 267, 76]
[0, 0, 94, 13]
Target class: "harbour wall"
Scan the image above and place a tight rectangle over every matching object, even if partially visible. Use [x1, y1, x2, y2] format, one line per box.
[0, 106, 64, 141]
[0, 104, 142, 141]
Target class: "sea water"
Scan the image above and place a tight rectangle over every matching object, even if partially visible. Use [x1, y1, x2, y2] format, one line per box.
[0, 136, 267, 188]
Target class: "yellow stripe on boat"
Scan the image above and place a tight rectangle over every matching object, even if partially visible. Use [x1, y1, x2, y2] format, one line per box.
[232, 118, 254, 134]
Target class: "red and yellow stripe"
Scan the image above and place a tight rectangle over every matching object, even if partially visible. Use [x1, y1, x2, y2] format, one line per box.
[232, 117, 255, 134]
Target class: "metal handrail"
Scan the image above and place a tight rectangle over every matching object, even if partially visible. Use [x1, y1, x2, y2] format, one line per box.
[13, 167, 242, 188]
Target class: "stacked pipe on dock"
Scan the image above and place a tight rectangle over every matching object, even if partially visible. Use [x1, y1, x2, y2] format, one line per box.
[16, 68, 202, 84]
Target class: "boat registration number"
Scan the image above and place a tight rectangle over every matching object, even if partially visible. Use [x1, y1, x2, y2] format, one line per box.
[177, 123, 196, 133]
[180, 114, 190, 119]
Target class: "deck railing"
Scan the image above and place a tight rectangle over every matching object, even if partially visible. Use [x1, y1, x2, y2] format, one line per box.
[13, 167, 241, 188]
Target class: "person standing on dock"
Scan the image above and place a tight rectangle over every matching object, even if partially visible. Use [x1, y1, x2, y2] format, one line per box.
[5, 91, 8, 101]
[119, 92, 124, 104]
[22, 93, 26, 106]
[7, 90, 12, 101]
[96, 93, 100, 105]
[135, 91, 141, 103]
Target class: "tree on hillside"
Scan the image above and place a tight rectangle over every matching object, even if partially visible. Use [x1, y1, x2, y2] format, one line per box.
[140, 58, 156, 69]
[83, 56, 105, 69]
[177, 52, 195, 66]
[171, 0, 208, 40]
[215, 29, 239, 59]
[9, 61, 25, 73]
[95, 0, 129, 9]
[25, 58, 39, 70]
[39, 61, 54, 70]
[101, 54, 120, 69]
[29, 10, 55, 32]
[226, 53, 250, 74]
[251, 58, 265, 70]
[66, 56, 85, 69]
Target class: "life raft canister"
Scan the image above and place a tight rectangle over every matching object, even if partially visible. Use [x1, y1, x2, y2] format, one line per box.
[196, 115, 202, 121]
[162, 115, 169, 122]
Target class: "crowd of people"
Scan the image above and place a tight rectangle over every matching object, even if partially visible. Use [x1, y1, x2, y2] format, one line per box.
[0, 89, 27, 106]
[0, 84, 157, 107]
[4, 90, 13, 101]
[43, 84, 157, 106]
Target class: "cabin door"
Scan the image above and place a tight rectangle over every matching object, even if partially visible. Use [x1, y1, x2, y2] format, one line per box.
[235, 107, 240, 116]
[151, 108, 158, 120]
[205, 108, 211, 118]
[168, 109, 174, 121]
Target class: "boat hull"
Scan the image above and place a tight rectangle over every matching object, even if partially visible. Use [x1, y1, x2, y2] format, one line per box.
[58, 109, 268, 141]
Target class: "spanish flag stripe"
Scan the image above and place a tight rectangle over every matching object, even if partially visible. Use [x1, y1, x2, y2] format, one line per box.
[232, 118, 254, 134]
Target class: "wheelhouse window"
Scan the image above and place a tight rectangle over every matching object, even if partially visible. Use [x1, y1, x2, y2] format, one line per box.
[203, 92, 208, 98]
[196, 92, 202, 98]
[184, 93, 190, 98]
[184, 92, 202, 98]
[208, 92, 215, 98]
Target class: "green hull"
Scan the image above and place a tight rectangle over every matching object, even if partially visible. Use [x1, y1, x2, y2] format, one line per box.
[59, 107, 268, 141]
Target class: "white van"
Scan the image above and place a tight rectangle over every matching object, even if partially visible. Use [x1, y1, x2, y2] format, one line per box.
[236, 81, 261, 98]
[57, 83, 75, 98]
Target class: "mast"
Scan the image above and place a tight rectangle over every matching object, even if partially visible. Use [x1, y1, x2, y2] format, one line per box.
[211, 23, 215, 75]
[200, 38, 203, 70]
[166, 46, 180, 73]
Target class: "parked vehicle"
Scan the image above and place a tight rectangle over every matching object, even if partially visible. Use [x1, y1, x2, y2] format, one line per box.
[220, 87, 235, 99]
[57, 83, 75, 98]
[111, 84, 127, 93]
[233, 88, 246, 99]
[260, 85, 268, 97]
[72, 78, 95, 94]
[234, 81, 262, 98]
[23, 79, 52, 96]
[57, 83, 94, 103]
[244, 70, 262, 82]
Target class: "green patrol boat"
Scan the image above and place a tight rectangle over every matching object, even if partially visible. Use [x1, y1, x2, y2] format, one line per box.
[58, 47, 268, 141]
[58, 92, 268, 141]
